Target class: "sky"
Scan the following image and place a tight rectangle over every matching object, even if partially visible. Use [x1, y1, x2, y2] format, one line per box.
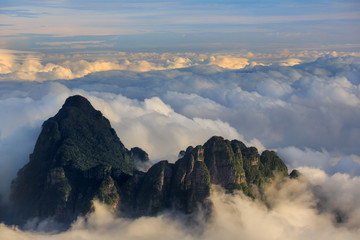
[0, 0, 359, 52]
[1, 0, 360, 239]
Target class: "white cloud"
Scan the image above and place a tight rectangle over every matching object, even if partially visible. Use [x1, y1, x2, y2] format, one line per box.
[298, 167, 360, 229]
[165, 57, 193, 69]
[88, 93, 248, 161]
[0, 51, 250, 81]
[37, 41, 103, 46]
[209, 55, 249, 69]
[303, 76, 360, 107]
[1, 54, 359, 190]
[1, 50, 360, 82]
[0, 50, 360, 238]
[256, 79, 293, 98]
[2, 175, 360, 239]
[278, 147, 360, 176]
[279, 58, 302, 66]
[0, 49, 16, 74]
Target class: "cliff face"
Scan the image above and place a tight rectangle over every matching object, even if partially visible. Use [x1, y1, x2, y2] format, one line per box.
[117, 146, 211, 216]
[10, 95, 141, 223]
[10, 95, 289, 226]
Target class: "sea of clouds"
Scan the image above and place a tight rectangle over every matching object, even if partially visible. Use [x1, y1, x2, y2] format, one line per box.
[0, 49, 360, 239]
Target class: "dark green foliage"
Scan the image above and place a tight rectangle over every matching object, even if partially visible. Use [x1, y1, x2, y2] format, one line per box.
[129, 147, 152, 171]
[242, 147, 265, 187]
[127, 146, 211, 215]
[10, 95, 135, 223]
[170, 146, 211, 213]
[289, 169, 301, 179]
[129, 147, 149, 162]
[233, 182, 255, 199]
[201, 137, 290, 199]
[118, 170, 146, 213]
[39, 167, 72, 218]
[135, 161, 170, 214]
[49, 95, 134, 173]
[260, 150, 288, 178]
[231, 139, 247, 151]
[188, 160, 211, 210]
[9, 95, 291, 226]
[96, 176, 120, 207]
[203, 136, 246, 189]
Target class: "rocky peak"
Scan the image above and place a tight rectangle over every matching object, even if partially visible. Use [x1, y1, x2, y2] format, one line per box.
[62, 95, 93, 109]
[203, 136, 246, 191]
[8, 95, 291, 228]
[38, 95, 133, 173]
[289, 169, 301, 179]
[10, 95, 137, 224]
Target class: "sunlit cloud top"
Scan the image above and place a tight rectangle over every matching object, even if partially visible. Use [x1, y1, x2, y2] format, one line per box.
[1, 0, 359, 52]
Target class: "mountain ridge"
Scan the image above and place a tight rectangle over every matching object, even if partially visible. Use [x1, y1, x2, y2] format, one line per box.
[9, 95, 295, 228]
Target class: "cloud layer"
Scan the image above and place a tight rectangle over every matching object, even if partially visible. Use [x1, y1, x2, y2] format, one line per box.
[1, 49, 359, 81]
[0, 50, 360, 238]
[1, 170, 360, 240]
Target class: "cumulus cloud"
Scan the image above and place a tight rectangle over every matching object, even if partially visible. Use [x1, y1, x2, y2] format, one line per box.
[2, 49, 359, 81]
[256, 79, 293, 98]
[297, 167, 360, 229]
[1, 173, 360, 239]
[0, 49, 15, 74]
[278, 147, 360, 177]
[0, 50, 360, 238]
[1, 54, 360, 200]
[0, 51, 200, 81]
[208, 55, 249, 69]
[279, 58, 302, 66]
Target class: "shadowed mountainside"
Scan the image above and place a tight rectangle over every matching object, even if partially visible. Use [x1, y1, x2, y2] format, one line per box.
[9, 95, 295, 227]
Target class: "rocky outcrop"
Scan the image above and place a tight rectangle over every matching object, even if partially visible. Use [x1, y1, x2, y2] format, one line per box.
[118, 146, 211, 216]
[289, 169, 301, 179]
[10, 95, 146, 224]
[9, 95, 290, 227]
[204, 137, 247, 191]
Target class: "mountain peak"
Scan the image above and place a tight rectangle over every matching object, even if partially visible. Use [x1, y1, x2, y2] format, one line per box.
[9, 95, 291, 228]
[63, 95, 91, 108]
[54, 95, 100, 121]
[10, 95, 140, 224]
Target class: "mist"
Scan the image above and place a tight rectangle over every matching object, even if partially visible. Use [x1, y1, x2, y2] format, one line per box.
[1, 173, 360, 240]
[0, 50, 360, 238]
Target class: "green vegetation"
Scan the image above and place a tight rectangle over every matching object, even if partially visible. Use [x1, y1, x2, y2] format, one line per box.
[135, 160, 168, 213]
[50, 96, 134, 173]
[242, 147, 266, 189]
[260, 150, 288, 178]
[289, 169, 301, 179]
[10, 95, 135, 223]
[165, 146, 211, 213]
[10, 95, 291, 225]
[233, 182, 255, 199]
[96, 176, 120, 207]
[204, 136, 246, 185]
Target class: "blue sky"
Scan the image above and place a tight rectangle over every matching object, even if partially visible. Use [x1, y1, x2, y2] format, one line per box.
[0, 0, 359, 52]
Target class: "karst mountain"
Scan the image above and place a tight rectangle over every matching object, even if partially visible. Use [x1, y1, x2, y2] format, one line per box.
[10, 95, 295, 227]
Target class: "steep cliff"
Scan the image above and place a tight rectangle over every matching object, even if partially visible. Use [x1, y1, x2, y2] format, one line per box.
[9, 95, 291, 227]
[10, 95, 145, 223]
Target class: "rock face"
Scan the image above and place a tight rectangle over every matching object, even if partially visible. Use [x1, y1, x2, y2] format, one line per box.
[121, 146, 211, 216]
[10, 95, 290, 226]
[10, 95, 142, 223]
[289, 169, 301, 179]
